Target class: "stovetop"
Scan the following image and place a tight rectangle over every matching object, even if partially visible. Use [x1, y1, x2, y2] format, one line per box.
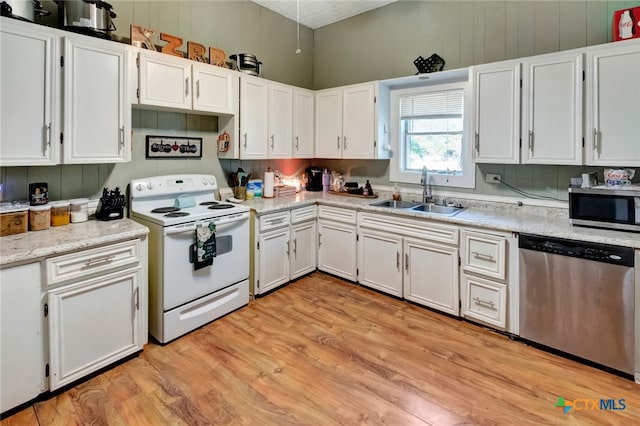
[130, 174, 249, 226]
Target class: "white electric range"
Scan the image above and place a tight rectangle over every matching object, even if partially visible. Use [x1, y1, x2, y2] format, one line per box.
[129, 174, 250, 343]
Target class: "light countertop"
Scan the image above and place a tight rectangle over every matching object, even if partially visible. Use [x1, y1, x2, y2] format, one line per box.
[242, 191, 640, 249]
[0, 218, 149, 267]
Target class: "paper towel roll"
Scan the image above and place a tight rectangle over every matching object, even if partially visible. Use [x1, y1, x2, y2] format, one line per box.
[263, 171, 275, 198]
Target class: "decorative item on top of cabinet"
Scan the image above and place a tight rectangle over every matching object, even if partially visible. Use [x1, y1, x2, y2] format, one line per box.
[188, 41, 206, 62]
[209, 47, 227, 67]
[160, 32, 183, 57]
[130, 25, 156, 50]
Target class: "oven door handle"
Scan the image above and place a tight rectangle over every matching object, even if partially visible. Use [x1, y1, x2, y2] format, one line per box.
[163, 213, 249, 236]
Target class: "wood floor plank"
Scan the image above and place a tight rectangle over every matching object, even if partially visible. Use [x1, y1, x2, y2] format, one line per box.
[3, 272, 639, 425]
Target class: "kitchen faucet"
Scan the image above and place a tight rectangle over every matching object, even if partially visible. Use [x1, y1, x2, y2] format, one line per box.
[421, 166, 433, 203]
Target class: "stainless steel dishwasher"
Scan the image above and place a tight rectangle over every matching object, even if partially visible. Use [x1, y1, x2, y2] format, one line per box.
[519, 234, 635, 374]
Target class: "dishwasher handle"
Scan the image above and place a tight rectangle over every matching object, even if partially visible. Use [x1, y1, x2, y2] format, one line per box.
[518, 233, 634, 267]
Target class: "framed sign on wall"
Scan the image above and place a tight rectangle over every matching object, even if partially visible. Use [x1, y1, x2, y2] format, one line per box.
[145, 136, 203, 158]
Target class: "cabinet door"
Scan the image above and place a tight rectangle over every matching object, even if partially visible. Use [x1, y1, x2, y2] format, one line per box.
[192, 63, 238, 115]
[404, 238, 459, 316]
[521, 53, 583, 165]
[240, 75, 269, 159]
[317, 220, 357, 281]
[586, 41, 640, 166]
[343, 83, 375, 158]
[0, 19, 59, 166]
[0, 263, 45, 413]
[358, 229, 403, 297]
[268, 82, 293, 158]
[291, 220, 317, 280]
[257, 227, 290, 294]
[138, 51, 192, 109]
[48, 267, 142, 390]
[472, 61, 521, 164]
[293, 88, 314, 158]
[63, 36, 129, 163]
[315, 89, 343, 158]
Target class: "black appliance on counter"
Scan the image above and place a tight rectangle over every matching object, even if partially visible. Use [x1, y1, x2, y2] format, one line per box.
[305, 167, 323, 191]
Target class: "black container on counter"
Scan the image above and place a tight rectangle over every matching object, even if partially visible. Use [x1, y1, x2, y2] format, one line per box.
[29, 182, 48, 206]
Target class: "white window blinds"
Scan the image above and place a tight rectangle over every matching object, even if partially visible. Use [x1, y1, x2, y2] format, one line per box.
[400, 89, 463, 119]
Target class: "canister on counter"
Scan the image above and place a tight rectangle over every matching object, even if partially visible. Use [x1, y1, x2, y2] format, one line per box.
[50, 200, 70, 226]
[29, 204, 51, 231]
[70, 198, 89, 223]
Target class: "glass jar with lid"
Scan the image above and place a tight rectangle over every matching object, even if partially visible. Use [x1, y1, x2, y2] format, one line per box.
[70, 198, 89, 223]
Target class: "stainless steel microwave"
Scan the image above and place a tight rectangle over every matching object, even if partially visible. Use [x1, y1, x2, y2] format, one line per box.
[568, 186, 640, 232]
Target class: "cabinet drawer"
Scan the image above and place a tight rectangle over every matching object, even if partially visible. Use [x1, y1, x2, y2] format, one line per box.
[290, 205, 317, 224]
[461, 229, 506, 280]
[461, 274, 506, 329]
[318, 205, 357, 225]
[45, 240, 140, 286]
[259, 210, 290, 231]
[359, 212, 458, 245]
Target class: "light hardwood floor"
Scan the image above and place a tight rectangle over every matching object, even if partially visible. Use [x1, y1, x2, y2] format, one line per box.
[2, 272, 639, 425]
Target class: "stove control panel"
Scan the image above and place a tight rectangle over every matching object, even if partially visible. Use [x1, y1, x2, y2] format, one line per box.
[130, 175, 218, 198]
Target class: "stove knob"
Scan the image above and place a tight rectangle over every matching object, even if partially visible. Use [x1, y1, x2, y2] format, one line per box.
[202, 177, 208, 185]
[147, 182, 154, 190]
[136, 183, 144, 191]
[209, 177, 216, 185]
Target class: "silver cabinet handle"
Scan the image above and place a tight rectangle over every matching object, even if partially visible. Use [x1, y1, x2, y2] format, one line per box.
[337, 136, 340, 149]
[405, 253, 409, 272]
[286, 240, 290, 256]
[243, 133, 248, 148]
[294, 238, 297, 254]
[267, 217, 285, 225]
[185, 77, 189, 96]
[318, 233, 321, 247]
[528, 130, 534, 151]
[270, 135, 275, 149]
[473, 297, 496, 310]
[475, 132, 479, 152]
[134, 287, 139, 310]
[343, 136, 347, 150]
[119, 126, 125, 149]
[43, 122, 51, 154]
[84, 255, 115, 267]
[396, 251, 400, 271]
[196, 80, 200, 98]
[593, 128, 600, 156]
[472, 251, 495, 261]
[295, 136, 299, 150]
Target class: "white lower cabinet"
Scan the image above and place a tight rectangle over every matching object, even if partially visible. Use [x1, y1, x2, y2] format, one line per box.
[317, 206, 357, 281]
[0, 262, 46, 413]
[358, 229, 403, 297]
[255, 205, 317, 295]
[47, 267, 142, 390]
[460, 228, 511, 330]
[404, 238, 459, 316]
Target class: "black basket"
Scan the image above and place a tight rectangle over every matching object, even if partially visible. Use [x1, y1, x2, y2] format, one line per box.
[413, 53, 445, 74]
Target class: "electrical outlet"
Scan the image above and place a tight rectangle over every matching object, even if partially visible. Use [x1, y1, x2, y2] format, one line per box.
[486, 173, 502, 184]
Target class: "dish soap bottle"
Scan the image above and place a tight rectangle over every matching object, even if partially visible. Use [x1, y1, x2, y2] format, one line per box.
[392, 183, 401, 201]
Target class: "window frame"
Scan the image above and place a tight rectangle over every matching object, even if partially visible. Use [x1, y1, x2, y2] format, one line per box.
[389, 81, 475, 189]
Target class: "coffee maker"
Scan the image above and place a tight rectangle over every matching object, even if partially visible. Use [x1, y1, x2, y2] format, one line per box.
[305, 167, 323, 191]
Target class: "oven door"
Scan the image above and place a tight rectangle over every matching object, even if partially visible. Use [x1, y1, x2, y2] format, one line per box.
[162, 212, 249, 311]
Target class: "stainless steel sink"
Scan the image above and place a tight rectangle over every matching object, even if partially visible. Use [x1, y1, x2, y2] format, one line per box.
[410, 203, 465, 216]
[370, 200, 423, 209]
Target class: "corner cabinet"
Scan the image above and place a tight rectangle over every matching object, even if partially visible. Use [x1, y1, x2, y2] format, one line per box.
[585, 40, 640, 166]
[292, 88, 315, 158]
[315, 82, 389, 159]
[63, 35, 130, 163]
[471, 60, 521, 164]
[0, 17, 60, 166]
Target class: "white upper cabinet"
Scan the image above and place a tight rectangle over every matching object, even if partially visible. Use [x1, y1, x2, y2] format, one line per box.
[239, 75, 269, 159]
[315, 82, 387, 159]
[293, 88, 314, 158]
[521, 52, 583, 165]
[137, 49, 239, 116]
[268, 82, 293, 158]
[585, 40, 640, 166]
[1, 18, 60, 166]
[63, 35, 130, 163]
[472, 60, 521, 164]
[192, 63, 238, 115]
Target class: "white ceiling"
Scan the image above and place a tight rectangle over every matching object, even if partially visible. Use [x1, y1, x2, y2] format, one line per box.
[251, 1, 398, 29]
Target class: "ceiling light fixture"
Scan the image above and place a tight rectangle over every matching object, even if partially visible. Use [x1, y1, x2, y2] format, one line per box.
[295, 0, 302, 54]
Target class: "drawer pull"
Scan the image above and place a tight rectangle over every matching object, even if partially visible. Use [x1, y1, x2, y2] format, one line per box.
[472, 251, 494, 261]
[473, 297, 496, 310]
[84, 255, 116, 267]
[267, 217, 285, 225]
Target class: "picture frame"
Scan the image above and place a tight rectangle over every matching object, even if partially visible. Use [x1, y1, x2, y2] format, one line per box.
[145, 135, 203, 159]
